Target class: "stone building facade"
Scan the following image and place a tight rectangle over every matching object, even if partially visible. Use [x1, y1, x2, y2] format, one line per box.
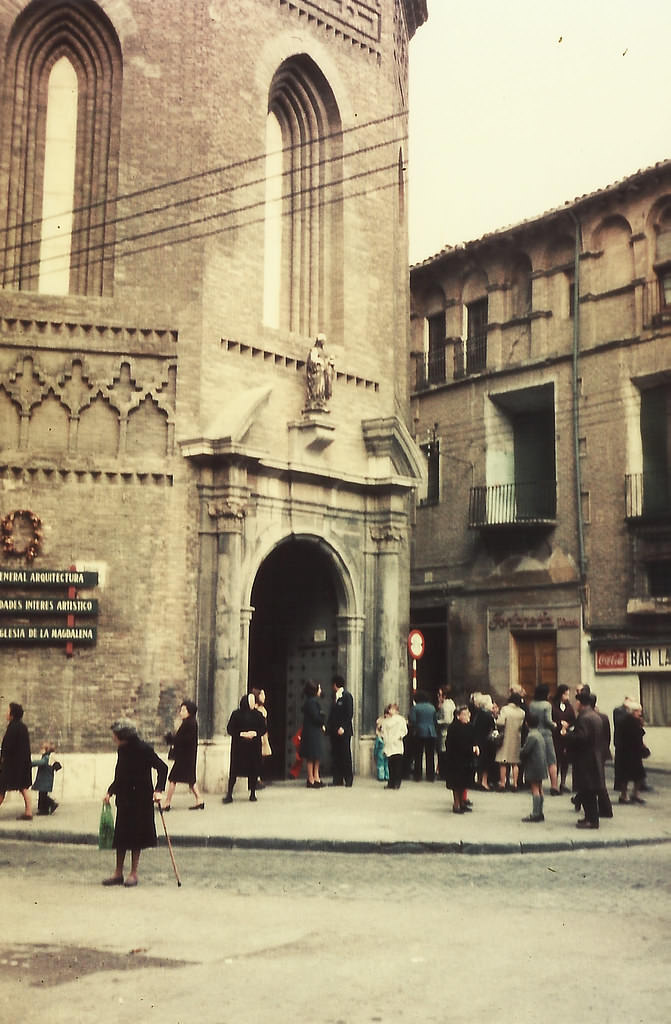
[410, 160, 671, 758]
[0, 0, 428, 791]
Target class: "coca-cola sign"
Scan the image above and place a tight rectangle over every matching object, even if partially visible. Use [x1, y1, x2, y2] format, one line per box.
[595, 646, 671, 673]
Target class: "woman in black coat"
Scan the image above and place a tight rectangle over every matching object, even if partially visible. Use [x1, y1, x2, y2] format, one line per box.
[222, 694, 267, 804]
[300, 680, 326, 788]
[162, 699, 203, 811]
[444, 706, 479, 813]
[0, 702, 33, 819]
[614, 702, 648, 804]
[102, 719, 168, 887]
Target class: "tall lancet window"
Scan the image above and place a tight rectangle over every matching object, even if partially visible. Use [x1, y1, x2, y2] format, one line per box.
[0, 0, 122, 296]
[263, 112, 284, 329]
[266, 55, 344, 339]
[39, 56, 78, 294]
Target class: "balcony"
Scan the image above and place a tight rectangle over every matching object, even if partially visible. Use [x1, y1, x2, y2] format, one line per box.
[469, 481, 557, 529]
[643, 278, 671, 329]
[625, 473, 671, 523]
[454, 334, 488, 379]
[415, 340, 447, 390]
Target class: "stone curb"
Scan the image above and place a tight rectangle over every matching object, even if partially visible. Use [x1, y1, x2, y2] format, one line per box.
[2, 829, 671, 855]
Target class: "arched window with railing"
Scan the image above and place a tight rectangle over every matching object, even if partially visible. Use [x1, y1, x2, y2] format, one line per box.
[0, 0, 122, 296]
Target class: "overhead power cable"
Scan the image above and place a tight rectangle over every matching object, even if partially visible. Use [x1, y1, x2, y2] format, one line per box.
[3, 154, 404, 284]
[0, 108, 408, 246]
[2, 130, 407, 269]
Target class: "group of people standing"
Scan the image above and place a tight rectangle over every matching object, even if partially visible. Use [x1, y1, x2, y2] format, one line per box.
[374, 683, 653, 829]
[299, 675, 354, 788]
[223, 675, 355, 800]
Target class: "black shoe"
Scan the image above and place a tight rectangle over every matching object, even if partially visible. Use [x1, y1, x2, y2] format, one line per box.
[101, 876, 124, 886]
[222, 795, 233, 804]
[452, 807, 464, 814]
[550, 788, 561, 796]
[576, 819, 599, 829]
[161, 805, 171, 812]
[249, 793, 257, 802]
[189, 802, 205, 810]
[48, 802, 58, 815]
[521, 814, 544, 822]
[461, 804, 473, 812]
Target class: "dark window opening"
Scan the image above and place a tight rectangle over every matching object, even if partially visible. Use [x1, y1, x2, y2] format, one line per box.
[648, 561, 671, 597]
[427, 311, 446, 384]
[420, 439, 440, 505]
[466, 298, 487, 373]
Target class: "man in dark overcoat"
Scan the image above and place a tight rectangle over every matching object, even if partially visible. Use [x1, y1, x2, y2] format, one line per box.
[567, 689, 605, 829]
[327, 674, 354, 786]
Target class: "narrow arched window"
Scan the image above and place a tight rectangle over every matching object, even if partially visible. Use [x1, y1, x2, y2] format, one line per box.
[0, 0, 122, 296]
[39, 56, 78, 294]
[266, 55, 343, 339]
[263, 112, 284, 329]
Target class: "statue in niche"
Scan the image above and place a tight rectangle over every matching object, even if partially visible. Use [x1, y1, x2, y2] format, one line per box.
[305, 333, 335, 412]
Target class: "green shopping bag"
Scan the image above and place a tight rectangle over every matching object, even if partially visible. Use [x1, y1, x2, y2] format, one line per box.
[98, 801, 115, 850]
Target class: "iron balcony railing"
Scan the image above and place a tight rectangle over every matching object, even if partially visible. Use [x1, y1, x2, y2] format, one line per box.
[469, 481, 557, 528]
[642, 279, 671, 328]
[415, 341, 448, 390]
[625, 472, 671, 521]
[454, 334, 488, 379]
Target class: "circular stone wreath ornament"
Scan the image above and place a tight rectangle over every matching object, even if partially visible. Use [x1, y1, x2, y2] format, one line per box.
[1, 509, 42, 562]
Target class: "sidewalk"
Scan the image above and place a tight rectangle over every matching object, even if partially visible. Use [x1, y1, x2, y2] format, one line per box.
[1, 769, 670, 855]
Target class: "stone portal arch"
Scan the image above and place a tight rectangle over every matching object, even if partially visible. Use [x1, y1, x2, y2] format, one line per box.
[245, 534, 362, 779]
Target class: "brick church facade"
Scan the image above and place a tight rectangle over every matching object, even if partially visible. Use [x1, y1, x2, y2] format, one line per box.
[0, 0, 428, 787]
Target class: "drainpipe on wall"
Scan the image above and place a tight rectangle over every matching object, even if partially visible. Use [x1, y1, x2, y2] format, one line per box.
[567, 209, 588, 603]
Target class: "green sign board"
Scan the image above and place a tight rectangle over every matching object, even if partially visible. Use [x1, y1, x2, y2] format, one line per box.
[0, 624, 97, 643]
[0, 568, 98, 587]
[0, 597, 98, 615]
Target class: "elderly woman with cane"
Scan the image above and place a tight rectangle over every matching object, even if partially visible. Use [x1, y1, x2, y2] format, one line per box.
[102, 719, 168, 888]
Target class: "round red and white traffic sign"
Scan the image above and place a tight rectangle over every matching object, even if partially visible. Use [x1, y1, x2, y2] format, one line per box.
[408, 629, 425, 659]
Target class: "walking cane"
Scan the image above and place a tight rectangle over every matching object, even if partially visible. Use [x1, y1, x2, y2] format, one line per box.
[157, 803, 182, 887]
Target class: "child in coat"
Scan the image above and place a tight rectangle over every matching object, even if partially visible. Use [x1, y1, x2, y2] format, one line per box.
[31, 744, 62, 815]
[380, 703, 408, 790]
[519, 713, 548, 822]
[374, 710, 390, 782]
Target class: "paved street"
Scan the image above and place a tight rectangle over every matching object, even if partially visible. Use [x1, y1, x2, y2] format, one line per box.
[2, 838, 671, 1024]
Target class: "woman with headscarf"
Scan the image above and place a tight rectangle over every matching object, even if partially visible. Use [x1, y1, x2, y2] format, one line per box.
[101, 719, 168, 887]
[0, 702, 33, 820]
[162, 699, 203, 811]
[222, 694, 267, 803]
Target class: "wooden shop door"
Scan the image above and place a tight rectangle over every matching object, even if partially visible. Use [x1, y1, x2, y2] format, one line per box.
[515, 633, 557, 701]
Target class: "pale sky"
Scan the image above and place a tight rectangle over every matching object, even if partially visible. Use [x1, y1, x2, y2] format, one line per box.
[408, 0, 671, 263]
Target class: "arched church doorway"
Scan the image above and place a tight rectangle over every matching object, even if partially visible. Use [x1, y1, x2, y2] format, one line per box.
[248, 538, 340, 779]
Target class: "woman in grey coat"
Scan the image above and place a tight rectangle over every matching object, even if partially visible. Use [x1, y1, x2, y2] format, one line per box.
[527, 684, 559, 794]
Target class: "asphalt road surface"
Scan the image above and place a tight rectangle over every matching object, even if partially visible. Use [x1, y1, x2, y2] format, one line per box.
[2, 840, 670, 1024]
